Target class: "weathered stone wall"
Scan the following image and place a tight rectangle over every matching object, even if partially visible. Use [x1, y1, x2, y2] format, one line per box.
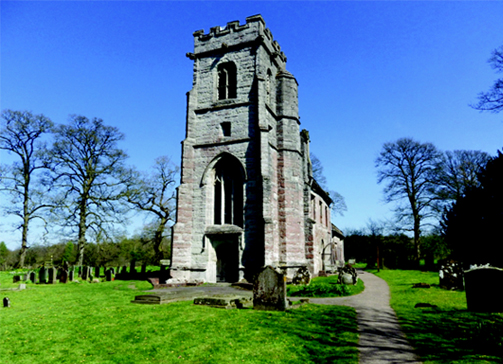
[171, 15, 337, 283]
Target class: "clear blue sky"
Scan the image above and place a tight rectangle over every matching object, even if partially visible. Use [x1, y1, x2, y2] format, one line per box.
[1, 1, 502, 250]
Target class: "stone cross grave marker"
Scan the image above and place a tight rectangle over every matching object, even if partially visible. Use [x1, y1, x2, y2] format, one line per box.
[253, 266, 287, 311]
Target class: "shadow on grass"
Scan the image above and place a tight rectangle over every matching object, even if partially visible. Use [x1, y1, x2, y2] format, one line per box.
[399, 308, 503, 363]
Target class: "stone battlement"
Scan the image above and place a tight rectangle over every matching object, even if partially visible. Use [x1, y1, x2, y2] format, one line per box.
[190, 14, 286, 63]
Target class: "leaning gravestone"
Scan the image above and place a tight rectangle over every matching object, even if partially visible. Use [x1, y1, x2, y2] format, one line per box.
[253, 266, 287, 311]
[464, 266, 503, 312]
[48, 267, 58, 284]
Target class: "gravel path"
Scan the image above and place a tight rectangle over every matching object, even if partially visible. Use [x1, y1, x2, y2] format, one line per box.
[310, 271, 422, 364]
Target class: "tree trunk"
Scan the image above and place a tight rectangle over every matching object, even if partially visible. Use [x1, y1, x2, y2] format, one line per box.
[76, 200, 87, 267]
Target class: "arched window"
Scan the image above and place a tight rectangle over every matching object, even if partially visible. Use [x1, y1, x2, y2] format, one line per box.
[213, 157, 243, 226]
[218, 62, 237, 100]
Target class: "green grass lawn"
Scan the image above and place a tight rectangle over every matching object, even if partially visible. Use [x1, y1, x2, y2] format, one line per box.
[374, 269, 503, 364]
[287, 274, 364, 298]
[0, 271, 358, 364]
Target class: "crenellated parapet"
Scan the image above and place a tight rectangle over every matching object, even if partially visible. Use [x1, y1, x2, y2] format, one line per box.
[187, 14, 287, 65]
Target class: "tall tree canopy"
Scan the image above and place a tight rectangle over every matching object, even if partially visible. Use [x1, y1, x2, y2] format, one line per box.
[125, 156, 178, 264]
[433, 150, 490, 212]
[473, 45, 503, 115]
[443, 150, 503, 267]
[46, 115, 128, 266]
[0, 110, 53, 267]
[375, 137, 442, 265]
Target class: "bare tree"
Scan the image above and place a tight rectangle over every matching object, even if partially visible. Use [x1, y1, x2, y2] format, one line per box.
[433, 150, 491, 211]
[46, 115, 128, 266]
[0, 110, 53, 267]
[472, 45, 503, 114]
[125, 156, 178, 264]
[375, 137, 442, 265]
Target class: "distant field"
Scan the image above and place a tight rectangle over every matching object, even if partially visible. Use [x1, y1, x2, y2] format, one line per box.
[375, 269, 503, 364]
[0, 271, 358, 364]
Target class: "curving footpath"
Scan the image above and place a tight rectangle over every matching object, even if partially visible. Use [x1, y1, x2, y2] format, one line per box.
[309, 271, 423, 364]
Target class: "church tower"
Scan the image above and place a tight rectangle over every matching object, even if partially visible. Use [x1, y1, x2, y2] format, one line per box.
[170, 15, 334, 283]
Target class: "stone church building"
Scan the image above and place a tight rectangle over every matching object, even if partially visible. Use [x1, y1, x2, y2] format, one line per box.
[170, 15, 343, 283]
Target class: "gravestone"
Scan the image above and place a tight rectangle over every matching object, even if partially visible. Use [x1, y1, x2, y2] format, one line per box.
[3, 297, 10, 308]
[29, 271, 36, 283]
[291, 266, 311, 285]
[439, 260, 464, 290]
[464, 266, 503, 312]
[69, 269, 75, 282]
[105, 268, 115, 281]
[60, 269, 68, 284]
[95, 266, 100, 278]
[82, 266, 92, 281]
[337, 264, 358, 285]
[13, 275, 21, 283]
[22, 273, 29, 281]
[39, 267, 47, 284]
[48, 267, 58, 284]
[78, 266, 82, 277]
[253, 266, 287, 311]
[18, 284, 26, 290]
[160, 260, 170, 283]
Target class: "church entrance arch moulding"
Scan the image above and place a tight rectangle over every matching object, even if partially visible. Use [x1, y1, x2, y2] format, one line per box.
[201, 153, 246, 282]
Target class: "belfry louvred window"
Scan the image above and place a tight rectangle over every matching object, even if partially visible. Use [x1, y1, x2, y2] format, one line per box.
[218, 62, 237, 100]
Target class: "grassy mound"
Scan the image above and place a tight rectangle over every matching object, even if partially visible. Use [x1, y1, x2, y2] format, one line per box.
[287, 274, 365, 298]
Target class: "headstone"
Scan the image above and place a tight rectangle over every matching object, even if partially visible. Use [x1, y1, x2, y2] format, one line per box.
[60, 269, 68, 284]
[94, 266, 100, 278]
[81, 266, 90, 280]
[121, 266, 128, 275]
[48, 267, 58, 284]
[39, 267, 47, 284]
[105, 268, 115, 282]
[160, 260, 170, 282]
[78, 266, 82, 277]
[13, 275, 21, 283]
[29, 271, 36, 283]
[253, 266, 287, 311]
[439, 260, 464, 290]
[18, 284, 26, 290]
[3, 297, 10, 308]
[291, 266, 311, 285]
[22, 273, 29, 281]
[337, 264, 358, 285]
[464, 266, 503, 312]
[69, 269, 75, 282]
